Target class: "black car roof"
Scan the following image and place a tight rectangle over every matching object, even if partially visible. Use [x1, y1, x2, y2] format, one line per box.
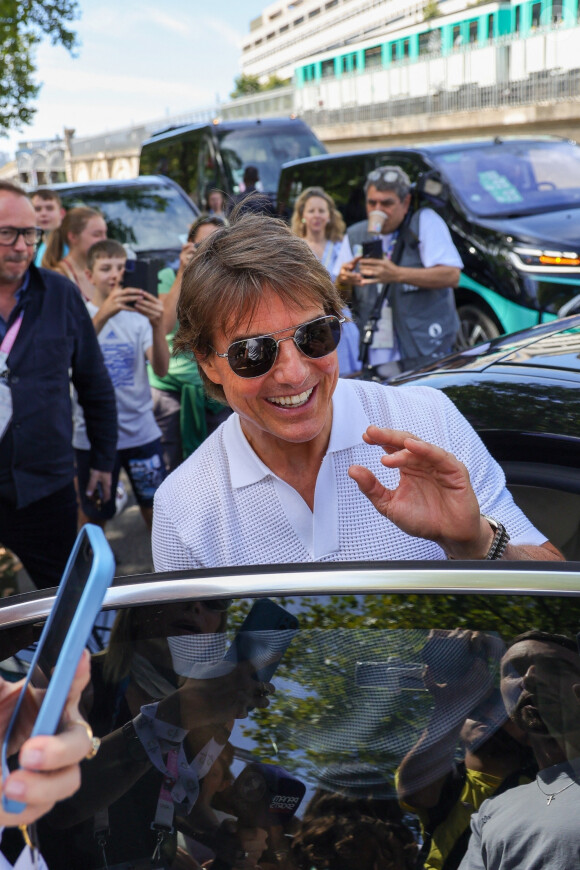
[144, 116, 311, 144]
[280, 136, 569, 169]
[49, 175, 180, 193]
[394, 314, 580, 379]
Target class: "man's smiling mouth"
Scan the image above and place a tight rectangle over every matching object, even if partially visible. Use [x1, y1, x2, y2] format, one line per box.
[267, 387, 314, 407]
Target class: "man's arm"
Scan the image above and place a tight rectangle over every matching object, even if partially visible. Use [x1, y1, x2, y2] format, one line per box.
[161, 242, 196, 335]
[359, 259, 461, 289]
[137, 294, 169, 377]
[348, 426, 564, 561]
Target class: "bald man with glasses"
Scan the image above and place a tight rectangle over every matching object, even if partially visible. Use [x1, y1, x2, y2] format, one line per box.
[0, 182, 116, 590]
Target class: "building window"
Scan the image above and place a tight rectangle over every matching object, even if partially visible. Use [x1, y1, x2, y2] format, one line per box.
[280, 23, 289, 32]
[469, 20, 478, 42]
[255, 38, 262, 46]
[309, 7, 320, 17]
[488, 13, 494, 38]
[552, 0, 562, 20]
[402, 38, 410, 57]
[321, 58, 335, 77]
[325, 0, 338, 7]
[391, 42, 398, 61]
[419, 29, 441, 54]
[364, 45, 382, 68]
[514, 6, 521, 31]
[266, 31, 275, 40]
[294, 15, 304, 25]
[532, 1, 542, 26]
[453, 24, 462, 46]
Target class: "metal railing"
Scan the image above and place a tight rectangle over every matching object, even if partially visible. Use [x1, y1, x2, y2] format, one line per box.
[301, 67, 580, 127]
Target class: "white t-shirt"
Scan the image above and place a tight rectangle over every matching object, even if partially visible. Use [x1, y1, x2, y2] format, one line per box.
[339, 210, 464, 365]
[459, 762, 580, 869]
[73, 303, 161, 451]
[152, 379, 544, 571]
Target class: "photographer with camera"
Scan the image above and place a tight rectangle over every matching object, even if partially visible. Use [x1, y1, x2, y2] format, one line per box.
[396, 630, 533, 870]
[337, 166, 462, 376]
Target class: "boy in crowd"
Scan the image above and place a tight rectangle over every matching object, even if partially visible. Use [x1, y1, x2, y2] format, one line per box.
[74, 240, 169, 531]
[29, 188, 65, 266]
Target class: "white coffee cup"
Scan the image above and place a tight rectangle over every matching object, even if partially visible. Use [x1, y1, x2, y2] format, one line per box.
[367, 210, 385, 234]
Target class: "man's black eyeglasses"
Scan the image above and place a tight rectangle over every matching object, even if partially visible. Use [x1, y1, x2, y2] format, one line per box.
[0, 227, 42, 246]
[213, 314, 345, 379]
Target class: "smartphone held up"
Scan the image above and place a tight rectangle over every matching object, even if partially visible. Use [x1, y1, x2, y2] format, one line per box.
[1, 525, 115, 813]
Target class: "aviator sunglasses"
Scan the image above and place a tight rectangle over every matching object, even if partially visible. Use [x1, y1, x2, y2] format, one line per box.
[213, 314, 345, 379]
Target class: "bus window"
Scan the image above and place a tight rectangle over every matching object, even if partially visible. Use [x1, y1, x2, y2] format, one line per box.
[215, 124, 326, 195]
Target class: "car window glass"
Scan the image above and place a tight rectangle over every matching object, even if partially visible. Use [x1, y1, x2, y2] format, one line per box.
[217, 127, 326, 194]
[432, 141, 580, 216]
[3, 588, 578, 869]
[59, 184, 196, 252]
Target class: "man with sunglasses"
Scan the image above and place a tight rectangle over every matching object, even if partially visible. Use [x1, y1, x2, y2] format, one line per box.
[152, 213, 562, 571]
[0, 182, 116, 589]
[337, 165, 462, 375]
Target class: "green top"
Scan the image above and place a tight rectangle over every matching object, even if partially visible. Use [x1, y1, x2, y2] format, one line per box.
[148, 267, 224, 459]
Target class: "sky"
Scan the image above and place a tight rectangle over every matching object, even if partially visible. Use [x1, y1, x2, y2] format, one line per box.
[2, 0, 268, 158]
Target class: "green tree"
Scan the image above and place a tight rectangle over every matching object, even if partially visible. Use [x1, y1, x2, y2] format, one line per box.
[230, 72, 291, 99]
[0, 0, 79, 133]
[230, 73, 263, 99]
[423, 0, 440, 20]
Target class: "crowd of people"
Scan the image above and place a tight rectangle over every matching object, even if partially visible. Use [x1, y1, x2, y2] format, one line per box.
[0, 162, 572, 866]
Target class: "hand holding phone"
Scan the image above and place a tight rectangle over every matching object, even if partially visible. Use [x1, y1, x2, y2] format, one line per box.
[361, 239, 383, 259]
[1, 525, 115, 813]
[0, 651, 92, 826]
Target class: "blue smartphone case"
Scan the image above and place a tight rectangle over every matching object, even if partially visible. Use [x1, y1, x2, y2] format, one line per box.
[1, 524, 115, 813]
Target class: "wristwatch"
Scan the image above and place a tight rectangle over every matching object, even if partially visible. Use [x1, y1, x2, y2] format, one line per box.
[481, 514, 510, 560]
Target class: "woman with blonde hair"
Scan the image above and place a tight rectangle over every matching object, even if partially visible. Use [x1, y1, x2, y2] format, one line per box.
[291, 186, 361, 375]
[43, 206, 107, 300]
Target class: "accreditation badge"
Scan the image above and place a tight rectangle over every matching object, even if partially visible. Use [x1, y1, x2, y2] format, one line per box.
[371, 302, 394, 349]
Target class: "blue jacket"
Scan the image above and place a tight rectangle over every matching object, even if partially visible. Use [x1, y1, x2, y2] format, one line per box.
[5, 265, 117, 509]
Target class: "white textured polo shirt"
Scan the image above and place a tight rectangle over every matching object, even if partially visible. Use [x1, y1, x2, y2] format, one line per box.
[152, 379, 545, 570]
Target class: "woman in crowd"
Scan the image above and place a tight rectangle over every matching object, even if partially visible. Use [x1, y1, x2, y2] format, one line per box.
[291, 187, 361, 375]
[43, 206, 107, 300]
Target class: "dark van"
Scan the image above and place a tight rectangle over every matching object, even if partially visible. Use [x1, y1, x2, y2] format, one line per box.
[139, 117, 326, 210]
[277, 138, 580, 346]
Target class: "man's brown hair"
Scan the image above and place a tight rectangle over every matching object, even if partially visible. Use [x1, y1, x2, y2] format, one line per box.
[174, 212, 344, 403]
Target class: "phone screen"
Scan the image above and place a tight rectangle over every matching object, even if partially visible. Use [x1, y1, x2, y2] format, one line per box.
[31, 537, 94, 696]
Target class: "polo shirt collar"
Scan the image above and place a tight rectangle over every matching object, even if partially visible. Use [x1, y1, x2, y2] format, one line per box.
[224, 378, 371, 490]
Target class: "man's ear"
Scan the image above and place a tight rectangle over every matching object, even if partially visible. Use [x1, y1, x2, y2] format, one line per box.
[195, 350, 223, 386]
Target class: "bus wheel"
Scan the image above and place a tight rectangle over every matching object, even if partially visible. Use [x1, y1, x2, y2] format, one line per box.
[456, 305, 501, 349]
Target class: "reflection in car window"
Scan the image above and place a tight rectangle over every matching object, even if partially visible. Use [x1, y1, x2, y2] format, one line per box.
[432, 141, 580, 217]
[59, 184, 196, 252]
[2, 590, 577, 869]
[217, 127, 326, 194]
